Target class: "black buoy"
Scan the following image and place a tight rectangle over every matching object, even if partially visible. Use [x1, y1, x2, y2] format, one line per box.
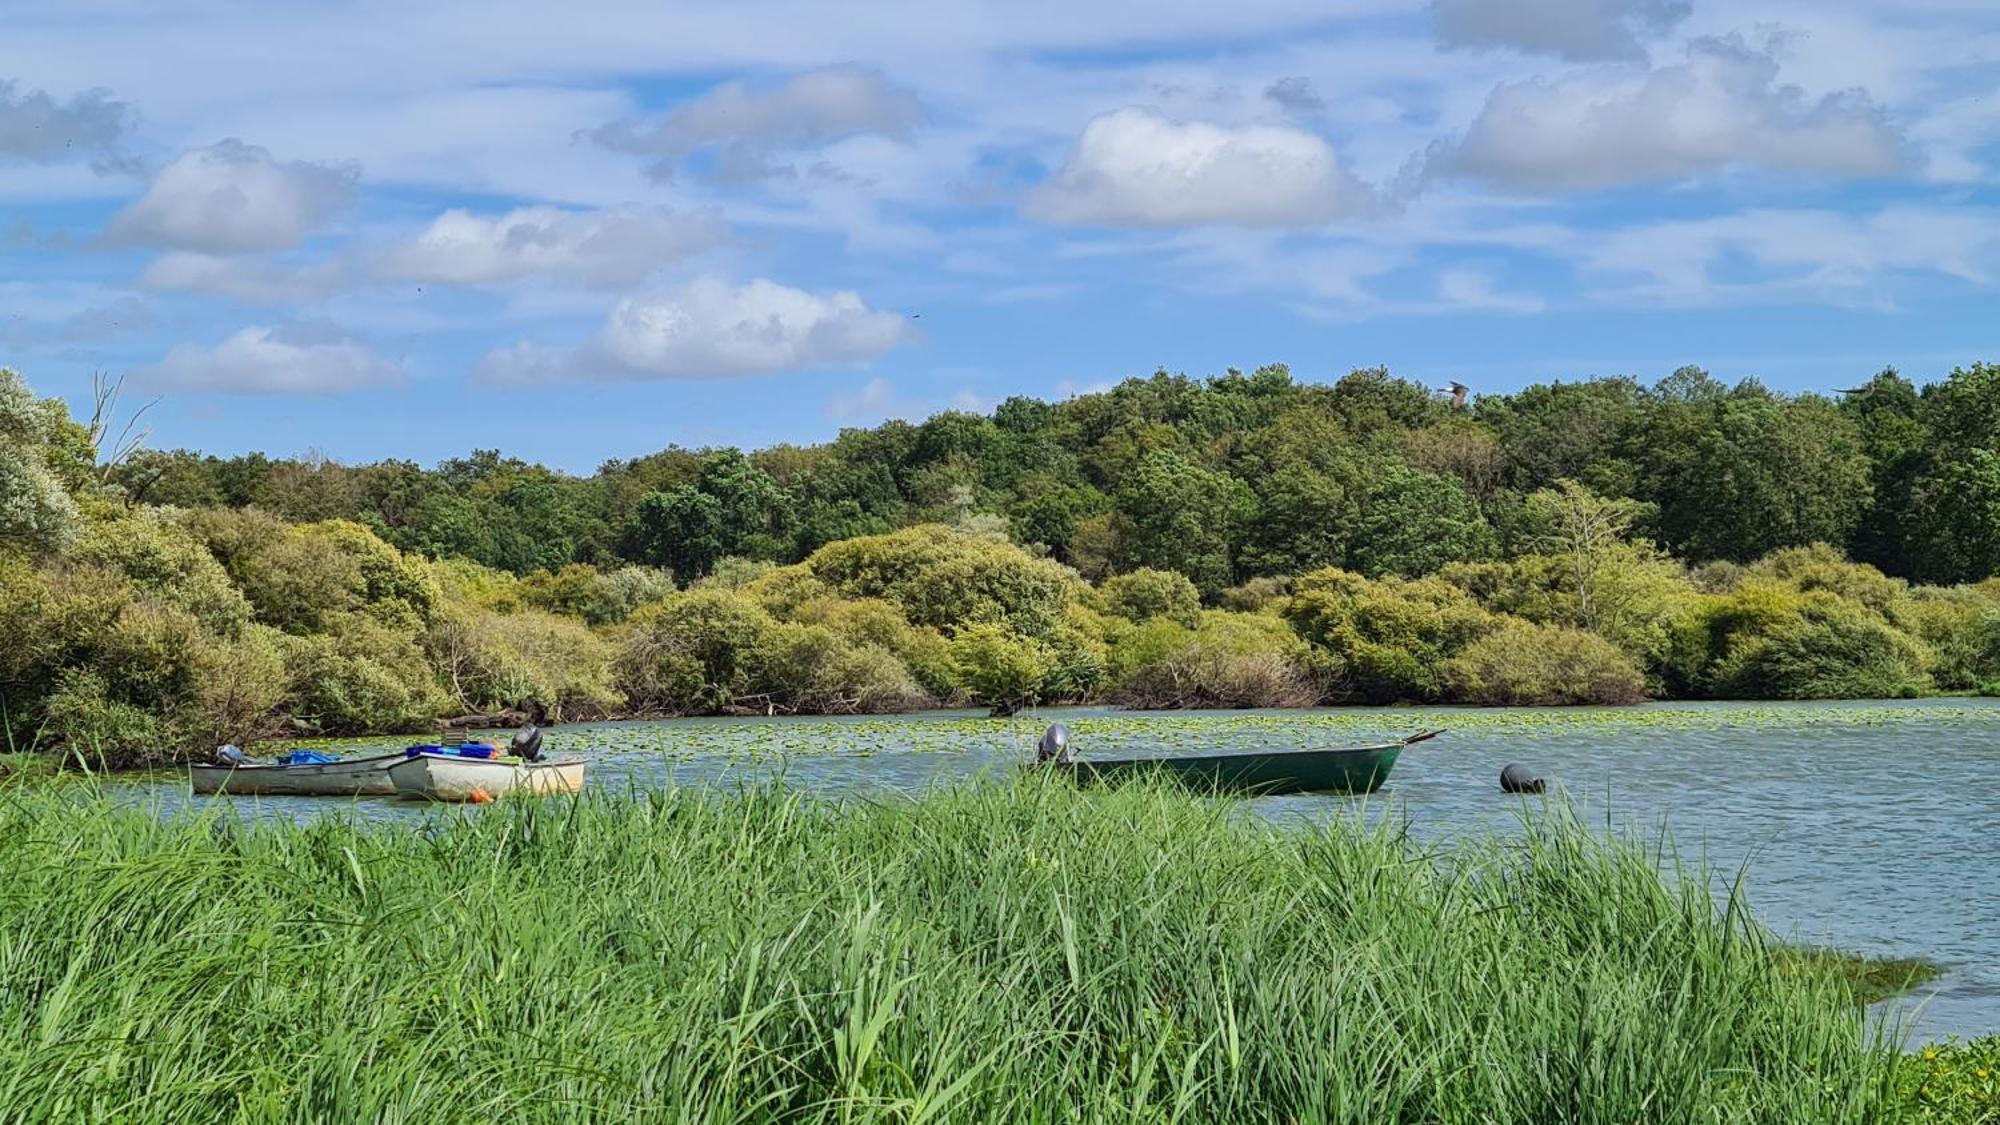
[1499, 764, 1546, 794]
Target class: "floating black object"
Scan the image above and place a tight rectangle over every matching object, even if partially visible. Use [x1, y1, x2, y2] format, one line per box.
[1500, 764, 1546, 794]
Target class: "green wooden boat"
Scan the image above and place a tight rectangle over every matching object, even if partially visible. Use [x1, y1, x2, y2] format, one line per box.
[1049, 729, 1440, 796]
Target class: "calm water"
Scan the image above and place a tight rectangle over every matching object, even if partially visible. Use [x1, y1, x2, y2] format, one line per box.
[116, 699, 2000, 1042]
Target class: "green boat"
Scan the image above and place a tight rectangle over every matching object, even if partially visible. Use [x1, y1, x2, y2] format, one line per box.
[1042, 728, 1439, 796]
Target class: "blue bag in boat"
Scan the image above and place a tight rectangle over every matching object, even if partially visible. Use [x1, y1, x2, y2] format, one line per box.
[275, 750, 340, 766]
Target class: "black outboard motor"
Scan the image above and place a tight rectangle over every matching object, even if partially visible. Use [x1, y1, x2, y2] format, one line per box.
[511, 724, 544, 763]
[1035, 723, 1072, 766]
[1499, 763, 1546, 794]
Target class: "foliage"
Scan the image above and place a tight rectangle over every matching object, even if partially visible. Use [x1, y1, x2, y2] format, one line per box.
[1704, 586, 1931, 701]
[806, 524, 1083, 639]
[1899, 1036, 2000, 1123]
[277, 613, 451, 735]
[427, 605, 619, 720]
[1114, 448, 1255, 595]
[1444, 619, 1649, 706]
[1285, 568, 1500, 702]
[1110, 611, 1323, 708]
[0, 367, 84, 558]
[1097, 567, 1202, 627]
[947, 622, 1050, 708]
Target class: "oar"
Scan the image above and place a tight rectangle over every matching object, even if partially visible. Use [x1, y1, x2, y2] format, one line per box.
[1401, 729, 1445, 745]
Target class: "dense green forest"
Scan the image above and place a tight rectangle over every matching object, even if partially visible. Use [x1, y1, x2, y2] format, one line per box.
[8, 360, 2000, 767]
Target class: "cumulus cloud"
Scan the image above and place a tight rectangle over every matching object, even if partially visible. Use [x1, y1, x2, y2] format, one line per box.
[477, 277, 910, 384]
[378, 205, 728, 287]
[0, 79, 134, 167]
[591, 66, 922, 182]
[135, 321, 402, 394]
[1029, 109, 1373, 228]
[1433, 0, 1688, 61]
[1430, 38, 1909, 192]
[138, 252, 348, 302]
[105, 140, 358, 253]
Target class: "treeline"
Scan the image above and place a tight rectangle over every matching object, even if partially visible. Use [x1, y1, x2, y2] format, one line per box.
[8, 364, 2000, 767]
[109, 362, 2000, 588]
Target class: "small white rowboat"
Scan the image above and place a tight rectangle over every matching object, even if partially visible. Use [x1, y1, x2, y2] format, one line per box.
[190, 752, 405, 796]
[388, 753, 585, 802]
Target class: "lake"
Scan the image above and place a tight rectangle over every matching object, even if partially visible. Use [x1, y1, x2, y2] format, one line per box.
[113, 698, 2000, 1042]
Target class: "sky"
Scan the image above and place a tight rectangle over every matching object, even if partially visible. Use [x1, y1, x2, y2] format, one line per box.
[2, 0, 1997, 472]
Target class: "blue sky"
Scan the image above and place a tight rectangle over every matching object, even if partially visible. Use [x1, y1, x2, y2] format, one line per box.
[3, 0, 1997, 472]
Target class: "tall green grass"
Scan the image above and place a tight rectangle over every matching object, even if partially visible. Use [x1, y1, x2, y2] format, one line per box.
[0, 781, 1910, 1122]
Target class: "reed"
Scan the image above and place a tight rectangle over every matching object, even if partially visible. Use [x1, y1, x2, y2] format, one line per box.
[0, 780, 1918, 1122]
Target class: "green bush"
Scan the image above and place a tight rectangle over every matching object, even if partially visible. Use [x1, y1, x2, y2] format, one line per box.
[42, 668, 164, 768]
[1111, 610, 1323, 708]
[807, 524, 1084, 639]
[74, 511, 254, 634]
[1098, 567, 1203, 627]
[0, 367, 84, 559]
[279, 613, 450, 734]
[427, 605, 619, 720]
[1444, 619, 1648, 705]
[947, 622, 1050, 708]
[1705, 588, 1931, 700]
[199, 515, 441, 634]
[757, 621, 929, 714]
[1898, 1036, 2000, 1122]
[614, 590, 772, 714]
[1285, 568, 1500, 702]
[784, 595, 960, 702]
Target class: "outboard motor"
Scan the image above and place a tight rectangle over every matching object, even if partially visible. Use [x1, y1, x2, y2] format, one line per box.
[511, 724, 544, 763]
[1499, 763, 1546, 795]
[1035, 723, 1072, 766]
[216, 745, 252, 766]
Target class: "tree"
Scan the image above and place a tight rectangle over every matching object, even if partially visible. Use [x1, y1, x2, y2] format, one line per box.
[1631, 375, 1872, 562]
[1348, 465, 1495, 578]
[1905, 364, 2000, 582]
[631, 486, 724, 581]
[0, 369, 83, 559]
[1520, 480, 1653, 632]
[1115, 449, 1255, 595]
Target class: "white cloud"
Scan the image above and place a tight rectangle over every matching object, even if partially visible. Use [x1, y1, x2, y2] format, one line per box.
[1431, 38, 1909, 192]
[135, 321, 402, 394]
[1433, 0, 1688, 61]
[478, 277, 911, 383]
[0, 78, 133, 166]
[105, 139, 358, 253]
[138, 251, 348, 302]
[1579, 206, 2000, 303]
[377, 205, 728, 287]
[1435, 266, 1545, 312]
[591, 66, 922, 182]
[1029, 108, 1373, 227]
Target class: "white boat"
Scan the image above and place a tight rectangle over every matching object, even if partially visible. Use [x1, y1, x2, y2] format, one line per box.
[387, 753, 585, 801]
[189, 752, 405, 796]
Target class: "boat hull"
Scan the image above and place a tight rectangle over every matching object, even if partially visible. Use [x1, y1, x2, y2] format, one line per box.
[1061, 742, 1403, 796]
[189, 752, 405, 796]
[388, 753, 585, 801]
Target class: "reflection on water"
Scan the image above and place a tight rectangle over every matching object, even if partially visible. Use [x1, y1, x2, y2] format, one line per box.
[109, 699, 2000, 1042]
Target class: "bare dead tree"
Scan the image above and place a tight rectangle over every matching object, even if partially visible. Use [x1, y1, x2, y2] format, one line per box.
[86, 371, 160, 484]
